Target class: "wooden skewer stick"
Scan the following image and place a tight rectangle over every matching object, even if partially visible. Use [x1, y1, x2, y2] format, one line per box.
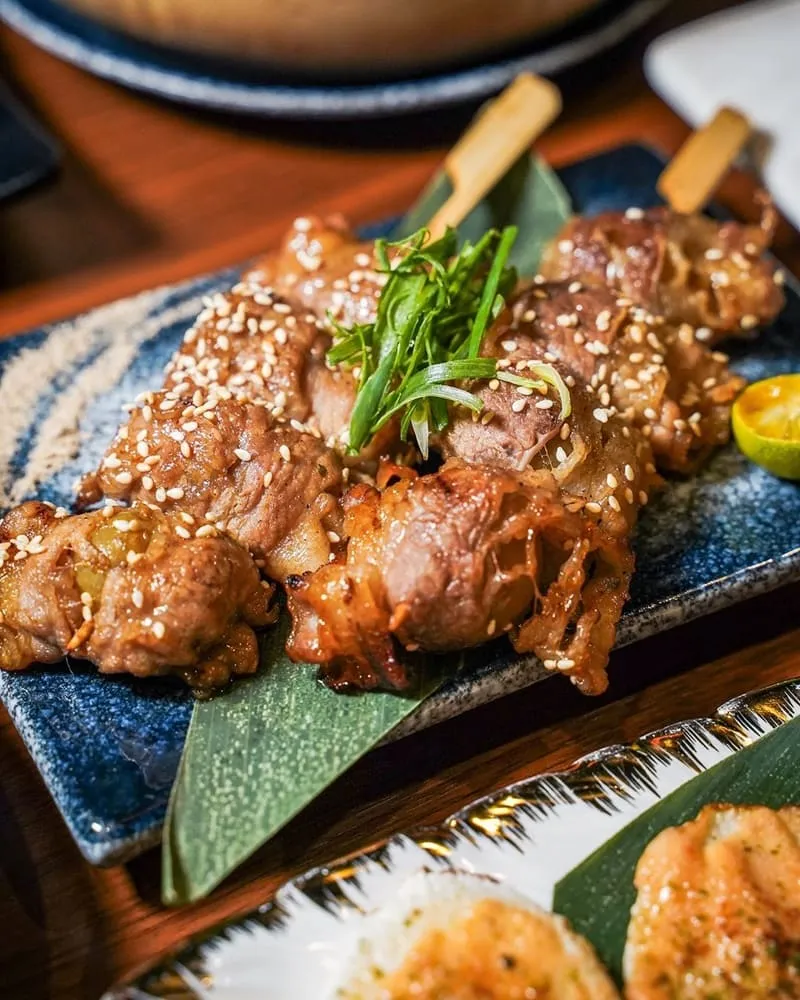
[657, 106, 752, 215]
[426, 73, 562, 241]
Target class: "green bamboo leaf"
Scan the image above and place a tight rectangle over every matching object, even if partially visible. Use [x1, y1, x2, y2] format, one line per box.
[163, 615, 449, 905]
[553, 715, 800, 986]
[393, 151, 571, 277]
[162, 126, 573, 906]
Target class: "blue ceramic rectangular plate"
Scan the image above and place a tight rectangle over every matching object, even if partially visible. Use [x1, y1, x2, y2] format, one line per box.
[1, 144, 798, 866]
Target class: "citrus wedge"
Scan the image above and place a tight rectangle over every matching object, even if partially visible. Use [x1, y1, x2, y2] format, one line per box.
[732, 374, 800, 480]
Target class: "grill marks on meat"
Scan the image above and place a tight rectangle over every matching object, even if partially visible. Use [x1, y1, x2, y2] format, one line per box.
[78, 389, 344, 582]
[503, 283, 743, 472]
[286, 460, 629, 696]
[540, 200, 784, 343]
[0, 501, 274, 693]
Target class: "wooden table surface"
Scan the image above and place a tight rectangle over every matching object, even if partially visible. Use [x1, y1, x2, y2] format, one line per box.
[1, 3, 799, 998]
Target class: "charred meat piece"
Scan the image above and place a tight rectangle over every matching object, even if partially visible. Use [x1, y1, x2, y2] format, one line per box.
[438, 325, 661, 539]
[0, 501, 274, 693]
[540, 199, 784, 343]
[77, 388, 345, 582]
[167, 279, 397, 463]
[245, 215, 383, 329]
[286, 460, 632, 696]
[499, 282, 743, 472]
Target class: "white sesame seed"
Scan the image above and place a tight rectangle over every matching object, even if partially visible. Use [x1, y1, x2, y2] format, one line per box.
[81, 605, 93, 622]
[624, 207, 644, 219]
[115, 472, 133, 485]
[555, 447, 567, 463]
[704, 247, 724, 260]
[80, 591, 93, 605]
[501, 340, 518, 352]
[595, 310, 612, 332]
[606, 473, 618, 489]
[327, 531, 341, 544]
[741, 314, 759, 330]
[557, 657, 576, 670]
[535, 399, 554, 409]
[625, 487, 635, 504]
[644, 407, 658, 420]
[488, 378, 500, 391]
[166, 487, 185, 500]
[774, 269, 785, 285]
[511, 398, 527, 413]
[522, 309, 536, 322]
[142, 476, 154, 491]
[568, 281, 583, 293]
[560, 423, 571, 440]
[711, 270, 730, 287]
[195, 524, 216, 538]
[557, 239, 574, 253]
[155, 487, 167, 503]
[180, 441, 192, 458]
[608, 495, 621, 512]
[234, 448, 252, 462]
[174, 525, 191, 539]
[624, 464, 635, 482]
[132, 588, 144, 609]
[263, 471, 274, 488]
[152, 621, 166, 639]
[279, 444, 292, 462]
[556, 313, 578, 328]
[593, 408, 609, 423]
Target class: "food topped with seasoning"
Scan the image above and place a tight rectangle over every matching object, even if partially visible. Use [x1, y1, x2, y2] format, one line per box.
[0, 499, 274, 694]
[624, 803, 800, 1000]
[0, 204, 787, 697]
[540, 195, 785, 344]
[337, 797, 800, 1000]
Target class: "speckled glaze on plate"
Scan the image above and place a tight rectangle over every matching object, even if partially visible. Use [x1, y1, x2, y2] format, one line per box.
[103, 679, 800, 999]
[0, 0, 670, 119]
[0, 144, 798, 866]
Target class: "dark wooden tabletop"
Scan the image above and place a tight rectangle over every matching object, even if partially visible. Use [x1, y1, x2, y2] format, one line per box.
[1, 3, 799, 998]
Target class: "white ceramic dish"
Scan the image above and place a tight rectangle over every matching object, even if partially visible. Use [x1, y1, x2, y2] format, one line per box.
[105, 678, 800, 999]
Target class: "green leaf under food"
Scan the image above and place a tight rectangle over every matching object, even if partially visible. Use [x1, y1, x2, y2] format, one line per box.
[163, 615, 449, 905]
[393, 151, 572, 278]
[162, 130, 573, 905]
[553, 714, 800, 986]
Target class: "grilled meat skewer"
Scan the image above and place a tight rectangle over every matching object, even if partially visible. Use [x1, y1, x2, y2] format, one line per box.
[0, 500, 274, 694]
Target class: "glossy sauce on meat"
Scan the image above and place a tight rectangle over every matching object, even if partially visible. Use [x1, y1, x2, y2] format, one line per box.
[0, 501, 274, 693]
[540, 201, 784, 343]
[625, 804, 800, 1000]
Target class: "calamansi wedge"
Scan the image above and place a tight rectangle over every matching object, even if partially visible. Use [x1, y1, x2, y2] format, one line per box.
[732, 374, 800, 480]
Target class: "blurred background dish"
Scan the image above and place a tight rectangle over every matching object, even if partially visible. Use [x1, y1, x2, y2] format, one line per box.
[57, 0, 604, 76]
[0, 0, 671, 118]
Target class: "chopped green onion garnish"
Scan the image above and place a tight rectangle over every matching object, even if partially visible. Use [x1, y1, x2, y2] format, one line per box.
[327, 226, 570, 458]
